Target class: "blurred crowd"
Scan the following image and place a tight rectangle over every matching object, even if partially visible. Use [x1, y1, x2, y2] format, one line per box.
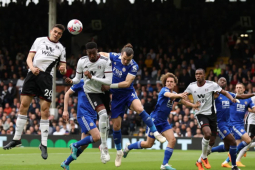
[1, 0, 255, 137]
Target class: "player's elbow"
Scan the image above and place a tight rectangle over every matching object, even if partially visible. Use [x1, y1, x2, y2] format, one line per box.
[123, 81, 131, 88]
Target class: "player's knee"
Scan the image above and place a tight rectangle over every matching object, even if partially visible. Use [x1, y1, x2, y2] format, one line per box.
[144, 141, 154, 148]
[246, 137, 251, 144]
[92, 133, 101, 142]
[171, 137, 176, 144]
[229, 139, 236, 146]
[136, 107, 144, 114]
[113, 124, 121, 131]
[203, 131, 211, 139]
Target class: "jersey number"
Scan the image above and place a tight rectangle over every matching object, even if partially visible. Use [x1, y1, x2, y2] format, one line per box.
[44, 89, 52, 97]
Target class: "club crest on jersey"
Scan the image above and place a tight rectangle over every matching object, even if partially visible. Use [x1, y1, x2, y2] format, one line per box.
[223, 130, 227, 134]
[241, 129, 244, 132]
[90, 122, 94, 127]
[56, 45, 59, 49]
[245, 101, 247, 105]
[114, 62, 116, 65]
[122, 67, 126, 72]
[150, 132, 153, 136]
[98, 65, 101, 69]
[205, 89, 209, 92]
[194, 91, 196, 93]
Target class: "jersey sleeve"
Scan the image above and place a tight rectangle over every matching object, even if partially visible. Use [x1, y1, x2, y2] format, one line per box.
[184, 84, 192, 94]
[76, 59, 83, 74]
[60, 48, 66, 63]
[70, 81, 83, 92]
[248, 98, 255, 108]
[228, 91, 236, 98]
[128, 64, 139, 76]
[212, 82, 222, 92]
[104, 59, 112, 73]
[29, 38, 40, 53]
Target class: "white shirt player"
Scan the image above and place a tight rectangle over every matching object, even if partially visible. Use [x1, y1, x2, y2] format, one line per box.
[75, 55, 112, 93]
[29, 37, 66, 76]
[246, 96, 255, 125]
[185, 81, 222, 115]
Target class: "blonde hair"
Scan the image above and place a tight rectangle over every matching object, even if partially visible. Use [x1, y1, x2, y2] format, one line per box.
[160, 72, 178, 86]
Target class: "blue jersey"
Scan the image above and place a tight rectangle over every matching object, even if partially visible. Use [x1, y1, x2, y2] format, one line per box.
[215, 92, 236, 124]
[151, 87, 180, 123]
[70, 80, 97, 119]
[109, 52, 139, 94]
[230, 97, 255, 125]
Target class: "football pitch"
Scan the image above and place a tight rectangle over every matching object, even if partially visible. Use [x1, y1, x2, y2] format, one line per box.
[0, 148, 255, 170]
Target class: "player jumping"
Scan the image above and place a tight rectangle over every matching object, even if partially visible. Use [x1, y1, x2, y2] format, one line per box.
[99, 43, 166, 167]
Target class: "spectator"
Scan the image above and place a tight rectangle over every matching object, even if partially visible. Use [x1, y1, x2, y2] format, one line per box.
[193, 129, 203, 138]
[3, 103, 12, 115]
[213, 64, 221, 76]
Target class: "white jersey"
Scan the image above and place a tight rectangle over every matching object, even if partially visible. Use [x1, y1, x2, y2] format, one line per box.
[185, 81, 222, 116]
[245, 96, 255, 125]
[76, 55, 112, 93]
[29, 37, 66, 76]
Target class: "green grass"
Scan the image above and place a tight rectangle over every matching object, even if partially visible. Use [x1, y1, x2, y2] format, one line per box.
[0, 147, 255, 170]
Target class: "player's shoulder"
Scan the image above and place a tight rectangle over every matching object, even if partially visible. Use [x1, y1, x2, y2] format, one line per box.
[98, 55, 109, 62]
[205, 80, 216, 84]
[34, 37, 47, 43]
[79, 56, 89, 60]
[188, 81, 197, 87]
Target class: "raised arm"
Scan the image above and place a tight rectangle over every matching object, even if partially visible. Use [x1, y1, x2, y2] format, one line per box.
[236, 93, 255, 99]
[63, 88, 74, 121]
[99, 52, 109, 57]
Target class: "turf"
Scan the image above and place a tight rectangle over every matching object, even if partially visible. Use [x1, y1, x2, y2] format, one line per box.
[0, 147, 254, 170]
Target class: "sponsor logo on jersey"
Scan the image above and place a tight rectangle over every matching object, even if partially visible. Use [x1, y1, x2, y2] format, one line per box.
[197, 94, 205, 98]
[42, 45, 55, 56]
[90, 71, 96, 76]
[113, 67, 122, 78]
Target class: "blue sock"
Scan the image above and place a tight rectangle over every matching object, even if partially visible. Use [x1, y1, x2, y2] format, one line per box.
[163, 147, 174, 165]
[64, 147, 84, 165]
[229, 145, 237, 166]
[113, 130, 122, 150]
[74, 136, 93, 148]
[225, 157, 230, 163]
[237, 141, 248, 153]
[211, 145, 226, 152]
[128, 141, 142, 150]
[139, 110, 156, 132]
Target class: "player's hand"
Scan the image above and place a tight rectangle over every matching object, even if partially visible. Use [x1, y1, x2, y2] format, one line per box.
[231, 98, 239, 103]
[31, 67, 40, 76]
[214, 92, 220, 99]
[84, 71, 92, 79]
[193, 101, 201, 110]
[65, 77, 73, 84]
[101, 85, 110, 92]
[179, 92, 188, 99]
[63, 111, 69, 122]
[59, 65, 66, 75]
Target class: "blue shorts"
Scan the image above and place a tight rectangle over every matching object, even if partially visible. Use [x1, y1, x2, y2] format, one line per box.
[232, 124, 246, 140]
[77, 116, 97, 134]
[111, 91, 138, 119]
[146, 121, 172, 138]
[217, 122, 232, 140]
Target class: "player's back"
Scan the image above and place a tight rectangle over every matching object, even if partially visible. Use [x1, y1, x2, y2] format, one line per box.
[151, 87, 179, 123]
[215, 92, 235, 124]
[77, 55, 111, 93]
[230, 97, 254, 125]
[71, 79, 97, 119]
[109, 52, 138, 94]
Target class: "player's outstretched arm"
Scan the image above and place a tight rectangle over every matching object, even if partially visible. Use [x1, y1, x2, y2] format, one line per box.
[110, 74, 135, 88]
[220, 90, 238, 103]
[164, 92, 187, 99]
[63, 88, 74, 121]
[99, 52, 109, 57]
[236, 93, 255, 99]
[66, 59, 83, 85]
[180, 100, 200, 109]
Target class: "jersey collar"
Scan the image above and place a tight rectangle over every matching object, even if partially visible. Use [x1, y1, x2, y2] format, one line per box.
[47, 37, 58, 43]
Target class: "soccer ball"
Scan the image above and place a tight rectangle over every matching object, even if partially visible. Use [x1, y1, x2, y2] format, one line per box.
[67, 19, 83, 35]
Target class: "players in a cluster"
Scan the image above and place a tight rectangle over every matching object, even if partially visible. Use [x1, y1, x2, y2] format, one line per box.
[122, 72, 200, 170]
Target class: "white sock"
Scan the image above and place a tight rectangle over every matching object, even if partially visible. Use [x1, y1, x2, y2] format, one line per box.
[106, 117, 110, 140]
[201, 137, 210, 159]
[40, 119, 49, 146]
[222, 160, 228, 164]
[236, 142, 254, 162]
[198, 154, 202, 163]
[13, 115, 27, 140]
[207, 145, 212, 152]
[98, 109, 108, 148]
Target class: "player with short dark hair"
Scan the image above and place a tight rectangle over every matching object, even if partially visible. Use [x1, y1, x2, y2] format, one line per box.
[3, 24, 67, 160]
[184, 69, 237, 170]
[65, 42, 112, 164]
[99, 43, 166, 167]
[123, 72, 200, 170]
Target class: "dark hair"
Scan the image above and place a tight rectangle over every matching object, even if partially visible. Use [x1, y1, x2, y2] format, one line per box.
[121, 43, 134, 57]
[53, 24, 65, 32]
[160, 72, 178, 85]
[196, 68, 205, 74]
[86, 42, 97, 50]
